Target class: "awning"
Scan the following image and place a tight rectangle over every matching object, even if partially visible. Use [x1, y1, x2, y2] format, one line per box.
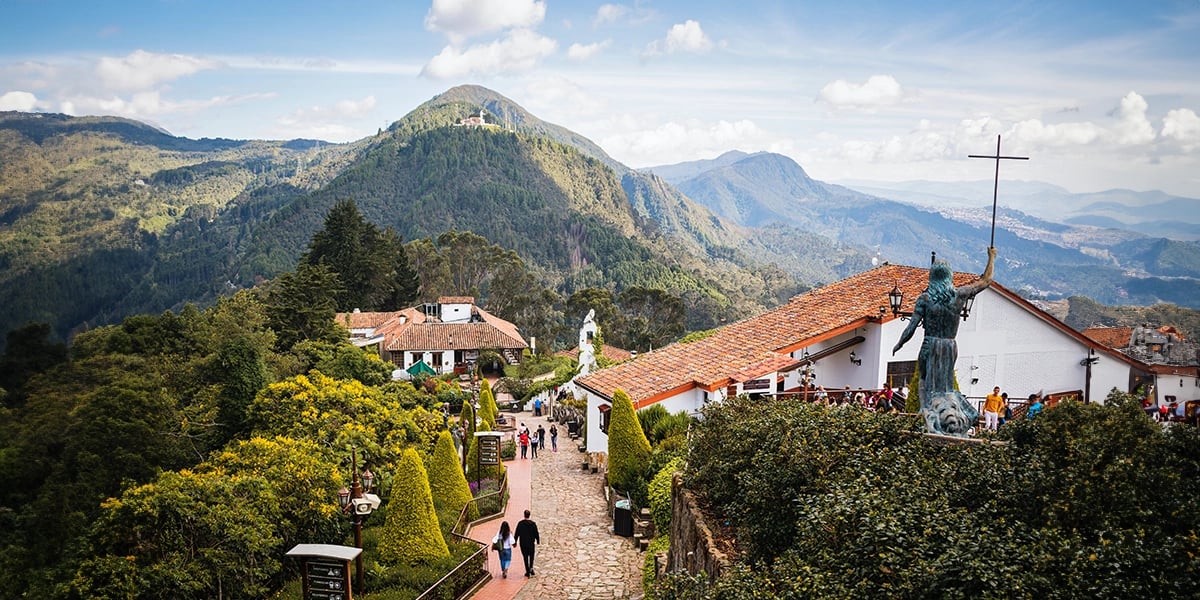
[406, 360, 436, 377]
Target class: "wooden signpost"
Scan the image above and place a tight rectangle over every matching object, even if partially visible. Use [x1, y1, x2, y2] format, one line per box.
[287, 544, 362, 600]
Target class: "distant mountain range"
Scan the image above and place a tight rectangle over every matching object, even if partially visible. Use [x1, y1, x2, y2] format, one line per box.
[836, 178, 1200, 241]
[1, 88, 1197, 353]
[645, 150, 1200, 307]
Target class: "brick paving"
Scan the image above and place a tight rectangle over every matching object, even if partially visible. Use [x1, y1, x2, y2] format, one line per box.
[470, 410, 644, 600]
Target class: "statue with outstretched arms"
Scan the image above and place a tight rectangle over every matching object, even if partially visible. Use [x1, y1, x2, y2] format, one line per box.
[893, 247, 997, 435]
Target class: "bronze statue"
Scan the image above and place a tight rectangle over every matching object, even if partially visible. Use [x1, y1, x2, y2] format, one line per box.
[893, 247, 996, 435]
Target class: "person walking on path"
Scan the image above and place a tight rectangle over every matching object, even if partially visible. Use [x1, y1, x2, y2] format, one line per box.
[983, 386, 1004, 431]
[536, 425, 546, 451]
[519, 429, 530, 459]
[529, 430, 539, 459]
[514, 509, 540, 577]
[549, 424, 558, 452]
[493, 521, 516, 578]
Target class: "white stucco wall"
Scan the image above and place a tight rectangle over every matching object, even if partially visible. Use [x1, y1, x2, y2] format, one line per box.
[584, 387, 709, 453]
[441, 302, 471, 323]
[888, 289, 1133, 404]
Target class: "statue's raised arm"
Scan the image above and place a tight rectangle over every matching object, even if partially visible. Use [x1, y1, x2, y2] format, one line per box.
[957, 246, 997, 299]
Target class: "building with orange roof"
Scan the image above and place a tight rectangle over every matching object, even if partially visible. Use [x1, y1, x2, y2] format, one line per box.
[1083, 325, 1200, 408]
[336, 296, 528, 377]
[576, 263, 1161, 452]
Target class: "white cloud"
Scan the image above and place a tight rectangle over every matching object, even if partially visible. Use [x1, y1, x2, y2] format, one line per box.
[643, 20, 712, 57]
[593, 4, 627, 26]
[599, 118, 771, 167]
[567, 40, 610, 61]
[425, 0, 546, 42]
[1011, 119, 1103, 147]
[275, 95, 378, 140]
[520, 76, 606, 117]
[421, 29, 557, 79]
[62, 90, 270, 121]
[95, 50, 217, 92]
[1161, 108, 1200, 150]
[1110, 91, 1155, 145]
[0, 90, 39, 111]
[818, 75, 904, 109]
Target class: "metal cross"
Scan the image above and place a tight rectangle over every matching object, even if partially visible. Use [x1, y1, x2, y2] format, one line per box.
[968, 134, 1028, 248]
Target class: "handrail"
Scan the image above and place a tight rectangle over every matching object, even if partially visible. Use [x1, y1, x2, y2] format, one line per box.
[416, 471, 509, 600]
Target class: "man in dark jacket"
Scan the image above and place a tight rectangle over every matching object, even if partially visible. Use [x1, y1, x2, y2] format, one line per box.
[513, 509, 540, 576]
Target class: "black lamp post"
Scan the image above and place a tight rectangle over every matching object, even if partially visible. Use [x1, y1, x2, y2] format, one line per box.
[337, 447, 376, 595]
[888, 283, 910, 320]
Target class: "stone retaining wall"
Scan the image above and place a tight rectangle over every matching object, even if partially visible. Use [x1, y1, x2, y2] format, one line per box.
[666, 473, 729, 580]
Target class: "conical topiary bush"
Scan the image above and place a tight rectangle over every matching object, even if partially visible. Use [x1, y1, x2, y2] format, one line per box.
[607, 388, 651, 492]
[479, 378, 499, 422]
[427, 430, 477, 531]
[377, 447, 450, 565]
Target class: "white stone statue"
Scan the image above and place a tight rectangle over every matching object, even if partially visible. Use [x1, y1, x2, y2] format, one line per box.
[578, 309, 599, 376]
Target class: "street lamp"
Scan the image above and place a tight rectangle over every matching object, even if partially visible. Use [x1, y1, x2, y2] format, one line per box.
[337, 447, 380, 595]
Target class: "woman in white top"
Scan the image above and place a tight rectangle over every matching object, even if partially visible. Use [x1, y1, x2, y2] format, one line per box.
[493, 521, 516, 578]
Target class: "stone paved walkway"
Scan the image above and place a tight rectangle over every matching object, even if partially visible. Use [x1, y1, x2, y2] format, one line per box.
[470, 410, 643, 600]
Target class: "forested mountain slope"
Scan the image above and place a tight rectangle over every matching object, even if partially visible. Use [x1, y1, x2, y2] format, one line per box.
[0, 111, 365, 347]
[0, 88, 813, 351]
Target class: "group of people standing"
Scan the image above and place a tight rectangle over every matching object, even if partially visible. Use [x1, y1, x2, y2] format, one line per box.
[810, 385, 907, 412]
[517, 422, 557, 458]
[984, 387, 1044, 431]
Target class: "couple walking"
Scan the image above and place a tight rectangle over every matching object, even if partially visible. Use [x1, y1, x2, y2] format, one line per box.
[492, 510, 540, 578]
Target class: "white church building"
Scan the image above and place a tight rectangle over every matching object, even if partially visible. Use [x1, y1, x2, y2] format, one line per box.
[575, 263, 1157, 453]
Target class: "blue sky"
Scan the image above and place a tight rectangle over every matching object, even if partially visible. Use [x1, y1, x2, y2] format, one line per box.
[2, 0, 1199, 196]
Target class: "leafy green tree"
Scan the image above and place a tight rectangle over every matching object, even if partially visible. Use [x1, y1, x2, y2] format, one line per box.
[264, 262, 345, 351]
[0, 322, 67, 400]
[426, 431, 477, 533]
[302, 198, 419, 311]
[76, 469, 282, 600]
[607, 388, 652, 492]
[378, 447, 450, 565]
[248, 371, 418, 469]
[619, 286, 686, 352]
[204, 436, 343, 550]
[433, 230, 516, 299]
[291, 340, 392, 386]
[405, 237, 453, 302]
[211, 335, 270, 443]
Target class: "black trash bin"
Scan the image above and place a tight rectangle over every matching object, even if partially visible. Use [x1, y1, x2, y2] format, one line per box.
[613, 499, 633, 537]
[567, 420, 581, 437]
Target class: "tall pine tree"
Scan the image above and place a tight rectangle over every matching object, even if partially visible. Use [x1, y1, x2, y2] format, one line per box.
[302, 199, 418, 311]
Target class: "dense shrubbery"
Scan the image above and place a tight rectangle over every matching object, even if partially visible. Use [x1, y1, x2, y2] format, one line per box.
[661, 392, 1200, 599]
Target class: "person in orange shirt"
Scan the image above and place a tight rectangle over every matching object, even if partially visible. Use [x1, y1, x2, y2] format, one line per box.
[983, 386, 1004, 432]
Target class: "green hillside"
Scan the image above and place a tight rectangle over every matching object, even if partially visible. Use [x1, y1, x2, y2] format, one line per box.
[0, 111, 364, 346]
[0, 88, 803, 351]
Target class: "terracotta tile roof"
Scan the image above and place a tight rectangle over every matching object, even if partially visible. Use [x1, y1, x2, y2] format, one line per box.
[576, 264, 991, 407]
[335, 310, 406, 330]
[1082, 327, 1133, 349]
[438, 296, 476, 304]
[384, 321, 527, 351]
[558, 344, 635, 362]
[336, 304, 527, 352]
